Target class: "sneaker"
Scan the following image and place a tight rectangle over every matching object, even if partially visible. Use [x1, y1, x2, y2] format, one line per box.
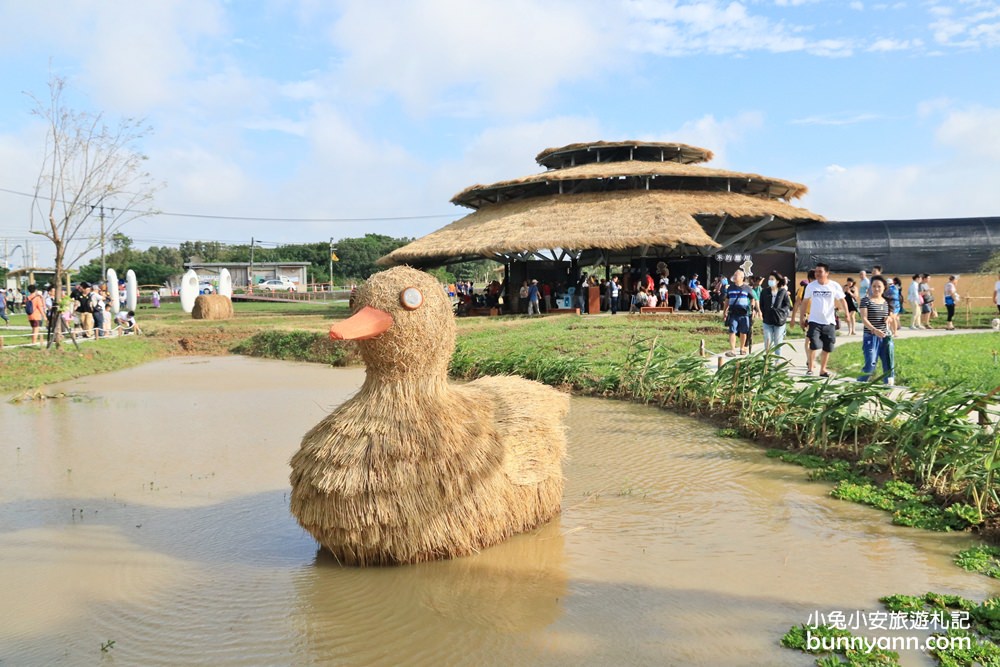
[886, 377, 895, 386]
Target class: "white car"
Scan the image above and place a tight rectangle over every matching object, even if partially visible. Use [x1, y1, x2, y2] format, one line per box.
[258, 278, 296, 292]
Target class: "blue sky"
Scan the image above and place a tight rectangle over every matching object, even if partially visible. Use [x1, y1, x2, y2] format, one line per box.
[0, 0, 998, 267]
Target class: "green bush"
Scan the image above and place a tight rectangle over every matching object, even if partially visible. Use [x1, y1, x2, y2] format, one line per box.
[231, 330, 354, 366]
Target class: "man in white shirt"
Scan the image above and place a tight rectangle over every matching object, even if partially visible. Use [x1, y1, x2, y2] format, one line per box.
[907, 274, 923, 329]
[799, 263, 847, 377]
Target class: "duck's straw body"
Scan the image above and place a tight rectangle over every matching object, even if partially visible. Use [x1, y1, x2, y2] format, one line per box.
[290, 266, 568, 565]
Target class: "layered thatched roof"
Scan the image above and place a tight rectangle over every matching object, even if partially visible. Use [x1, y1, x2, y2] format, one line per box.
[535, 141, 713, 169]
[379, 139, 825, 268]
[452, 160, 808, 209]
[379, 190, 823, 267]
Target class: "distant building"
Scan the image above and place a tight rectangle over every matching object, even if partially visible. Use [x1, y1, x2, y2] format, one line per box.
[181, 261, 311, 288]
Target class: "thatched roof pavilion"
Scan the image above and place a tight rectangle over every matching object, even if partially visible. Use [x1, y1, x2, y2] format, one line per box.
[379, 140, 824, 272]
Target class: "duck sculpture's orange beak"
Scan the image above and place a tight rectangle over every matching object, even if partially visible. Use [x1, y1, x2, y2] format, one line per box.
[329, 306, 394, 341]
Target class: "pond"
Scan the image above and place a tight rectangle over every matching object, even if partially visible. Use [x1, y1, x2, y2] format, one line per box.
[0, 356, 995, 665]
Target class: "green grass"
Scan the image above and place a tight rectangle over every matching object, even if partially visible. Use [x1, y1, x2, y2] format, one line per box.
[782, 592, 1000, 666]
[954, 545, 1000, 579]
[0, 299, 350, 395]
[451, 313, 732, 390]
[231, 330, 357, 366]
[827, 332, 1000, 392]
[0, 336, 165, 395]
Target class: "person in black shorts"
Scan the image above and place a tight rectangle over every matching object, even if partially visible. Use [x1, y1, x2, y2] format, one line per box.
[800, 263, 848, 377]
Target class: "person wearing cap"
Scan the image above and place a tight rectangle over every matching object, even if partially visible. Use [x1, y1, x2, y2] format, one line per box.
[527, 279, 541, 316]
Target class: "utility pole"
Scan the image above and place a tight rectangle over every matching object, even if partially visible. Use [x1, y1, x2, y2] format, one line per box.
[249, 237, 255, 288]
[99, 204, 106, 277]
[329, 237, 334, 291]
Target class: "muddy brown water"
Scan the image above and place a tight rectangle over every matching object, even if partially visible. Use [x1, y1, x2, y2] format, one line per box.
[1, 356, 996, 666]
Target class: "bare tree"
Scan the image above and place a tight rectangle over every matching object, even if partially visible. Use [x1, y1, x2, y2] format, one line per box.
[28, 75, 159, 302]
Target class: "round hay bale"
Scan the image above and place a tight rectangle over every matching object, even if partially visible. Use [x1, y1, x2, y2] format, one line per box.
[192, 294, 234, 320]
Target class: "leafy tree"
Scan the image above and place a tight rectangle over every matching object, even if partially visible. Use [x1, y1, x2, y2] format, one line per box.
[981, 250, 1000, 274]
[76, 234, 183, 285]
[426, 267, 456, 284]
[448, 259, 499, 283]
[333, 234, 412, 280]
[179, 240, 225, 263]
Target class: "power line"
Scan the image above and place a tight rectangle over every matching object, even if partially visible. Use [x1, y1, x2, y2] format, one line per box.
[0, 185, 459, 223]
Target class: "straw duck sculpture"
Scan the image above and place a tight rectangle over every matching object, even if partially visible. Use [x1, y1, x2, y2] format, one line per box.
[290, 266, 568, 566]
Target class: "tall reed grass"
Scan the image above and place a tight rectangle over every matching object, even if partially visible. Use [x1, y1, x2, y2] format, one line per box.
[597, 337, 1000, 529]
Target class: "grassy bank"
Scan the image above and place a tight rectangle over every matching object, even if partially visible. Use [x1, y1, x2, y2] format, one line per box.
[0, 336, 170, 395]
[0, 300, 346, 394]
[451, 313, 732, 389]
[827, 332, 1000, 392]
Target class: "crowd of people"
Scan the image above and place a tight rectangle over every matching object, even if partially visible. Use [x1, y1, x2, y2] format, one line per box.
[482, 262, 993, 387]
[717, 264, 991, 384]
[2, 282, 140, 345]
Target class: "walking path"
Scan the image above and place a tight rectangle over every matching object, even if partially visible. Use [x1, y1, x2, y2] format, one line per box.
[710, 326, 991, 380]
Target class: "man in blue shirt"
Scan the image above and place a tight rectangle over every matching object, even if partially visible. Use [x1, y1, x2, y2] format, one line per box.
[527, 279, 541, 316]
[722, 270, 759, 356]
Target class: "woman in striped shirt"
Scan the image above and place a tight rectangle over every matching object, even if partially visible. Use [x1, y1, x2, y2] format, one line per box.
[858, 275, 896, 385]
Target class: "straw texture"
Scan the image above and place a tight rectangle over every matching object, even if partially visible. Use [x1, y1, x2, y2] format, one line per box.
[290, 266, 569, 565]
[535, 140, 713, 165]
[452, 159, 809, 206]
[380, 190, 823, 267]
[191, 294, 234, 320]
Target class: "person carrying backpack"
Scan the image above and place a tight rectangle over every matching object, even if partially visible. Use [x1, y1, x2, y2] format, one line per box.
[26, 284, 46, 345]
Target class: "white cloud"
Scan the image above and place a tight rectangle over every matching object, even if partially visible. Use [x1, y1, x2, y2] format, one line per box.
[804, 159, 1000, 220]
[936, 105, 1000, 160]
[329, 0, 614, 116]
[928, 2, 1000, 47]
[803, 106, 1000, 220]
[0, 126, 48, 245]
[431, 116, 605, 199]
[625, 0, 855, 57]
[653, 111, 765, 166]
[850, 1, 865, 10]
[917, 97, 953, 118]
[868, 37, 921, 51]
[0, 1, 227, 113]
[791, 112, 882, 125]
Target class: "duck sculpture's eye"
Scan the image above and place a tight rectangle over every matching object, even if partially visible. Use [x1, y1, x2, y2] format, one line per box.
[400, 287, 423, 310]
